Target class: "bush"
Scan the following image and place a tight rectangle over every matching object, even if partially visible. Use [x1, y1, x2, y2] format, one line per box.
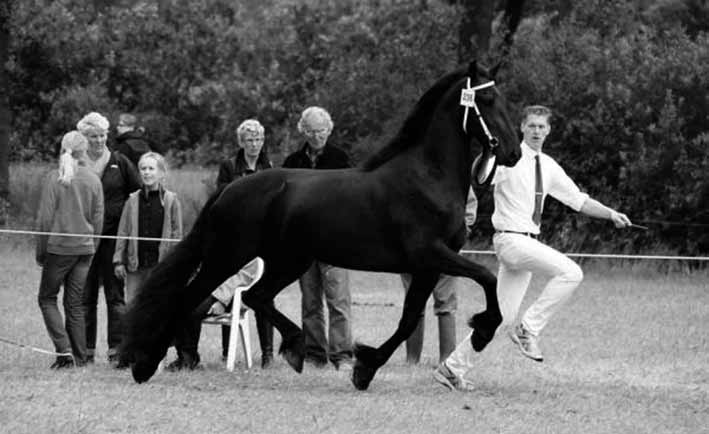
[501, 0, 709, 254]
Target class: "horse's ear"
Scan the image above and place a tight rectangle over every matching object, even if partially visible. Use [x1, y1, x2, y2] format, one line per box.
[467, 60, 478, 78]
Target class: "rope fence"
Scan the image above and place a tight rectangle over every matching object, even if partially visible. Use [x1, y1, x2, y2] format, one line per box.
[2, 228, 709, 261]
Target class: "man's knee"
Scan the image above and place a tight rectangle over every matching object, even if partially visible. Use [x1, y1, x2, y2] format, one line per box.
[562, 262, 583, 284]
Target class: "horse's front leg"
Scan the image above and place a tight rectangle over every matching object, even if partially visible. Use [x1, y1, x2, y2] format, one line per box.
[421, 242, 501, 352]
[351, 272, 438, 391]
[241, 258, 313, 374]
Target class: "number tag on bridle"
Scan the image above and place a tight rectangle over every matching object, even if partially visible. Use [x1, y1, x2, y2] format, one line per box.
[460, 88, 476, 107]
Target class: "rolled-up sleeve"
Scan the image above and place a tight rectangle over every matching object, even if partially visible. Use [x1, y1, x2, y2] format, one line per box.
[547, 159, 589, 211]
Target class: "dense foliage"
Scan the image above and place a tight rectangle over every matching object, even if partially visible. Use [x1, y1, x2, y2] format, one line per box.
[6, 0, 709, 255]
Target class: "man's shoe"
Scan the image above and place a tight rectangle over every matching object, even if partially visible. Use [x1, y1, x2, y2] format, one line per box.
[432, 362, 474, 392]
[261, 353, 274, 369]
[114, 358, 130, 370]
[332, 358, 353, 371]
[509, 323, 544, 362]
[166, 354, 201, 372]
[165, 357, 185, 372]
[304, 356, 328, 369]
[50, 355, 75, 370]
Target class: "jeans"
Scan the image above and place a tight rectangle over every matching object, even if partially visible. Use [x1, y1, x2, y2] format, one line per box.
[300, 262, 352, 364]
[38, 254, 92, 363]
[83, 238, 125, 357]
[400, 273, 459, 316]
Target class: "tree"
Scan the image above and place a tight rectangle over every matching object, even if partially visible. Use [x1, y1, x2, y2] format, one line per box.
[0, 1, 11, 225]
[445, 0, 526, 64]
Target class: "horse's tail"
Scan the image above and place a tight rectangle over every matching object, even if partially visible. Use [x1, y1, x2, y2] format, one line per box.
[121, 187, 223, 383]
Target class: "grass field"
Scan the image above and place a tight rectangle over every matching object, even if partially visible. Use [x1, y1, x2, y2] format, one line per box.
[0, 240, 707, 434]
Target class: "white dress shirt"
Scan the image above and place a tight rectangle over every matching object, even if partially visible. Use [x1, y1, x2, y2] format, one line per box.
[491, 142, 588, 234]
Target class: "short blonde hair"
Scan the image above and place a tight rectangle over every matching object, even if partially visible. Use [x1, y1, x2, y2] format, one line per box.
[297, 106, 333, 134]
[521, 105, 552, 124]
[76, 112, 110, 134]
[236, 119, 265, 146]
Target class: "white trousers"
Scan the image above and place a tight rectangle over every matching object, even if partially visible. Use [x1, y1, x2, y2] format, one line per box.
[446, 233, 583, 378]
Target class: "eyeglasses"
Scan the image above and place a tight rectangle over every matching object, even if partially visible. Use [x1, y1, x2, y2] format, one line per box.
[304, 128, 329, 136]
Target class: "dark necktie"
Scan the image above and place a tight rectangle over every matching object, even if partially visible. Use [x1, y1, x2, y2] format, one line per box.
[533, 155, 543, 226]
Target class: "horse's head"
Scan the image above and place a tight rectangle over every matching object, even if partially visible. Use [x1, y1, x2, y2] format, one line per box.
[459, 61, 521, 168]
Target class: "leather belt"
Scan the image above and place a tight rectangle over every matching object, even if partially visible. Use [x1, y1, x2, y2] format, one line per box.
[496, 230, 538, 239]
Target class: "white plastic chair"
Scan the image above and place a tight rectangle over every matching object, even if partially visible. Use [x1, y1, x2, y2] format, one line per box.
[201, 257, 265, 371]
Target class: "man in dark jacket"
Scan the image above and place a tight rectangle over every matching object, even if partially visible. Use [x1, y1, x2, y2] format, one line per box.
[113, 113, 156, 167]
[282, 106, 353, 370]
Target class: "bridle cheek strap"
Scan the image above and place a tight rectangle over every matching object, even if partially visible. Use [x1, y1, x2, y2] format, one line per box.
[460, 78, 498, 149]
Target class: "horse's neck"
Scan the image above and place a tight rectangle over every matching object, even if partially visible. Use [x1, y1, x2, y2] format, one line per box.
[420, 119, 473, 195]
[379, 131, 472, 200]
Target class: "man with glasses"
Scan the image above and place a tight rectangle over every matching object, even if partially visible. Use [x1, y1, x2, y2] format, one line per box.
[283, 106, 353, 370]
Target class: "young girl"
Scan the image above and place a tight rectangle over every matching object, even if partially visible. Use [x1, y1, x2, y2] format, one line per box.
[36, 131, 104, 369]
[113, 152, 183, 305]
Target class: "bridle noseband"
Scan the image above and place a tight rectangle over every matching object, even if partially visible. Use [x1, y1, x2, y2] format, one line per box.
[460, 78, 498, 151]
[461, 78, 499, 186]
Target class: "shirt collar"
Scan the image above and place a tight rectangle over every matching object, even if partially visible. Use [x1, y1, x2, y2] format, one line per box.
[521, 141, 542, 158]
[305, 145, 324, 160]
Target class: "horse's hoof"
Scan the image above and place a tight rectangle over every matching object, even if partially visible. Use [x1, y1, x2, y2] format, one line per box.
[282, 349, 304, 373]
[468, 312, 501, 352]
[470, 330, 492, 352]
[351, 360, 376, 391]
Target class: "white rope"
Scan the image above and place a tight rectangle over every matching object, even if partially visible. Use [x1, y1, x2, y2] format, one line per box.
[0, 337, 74, 357]
[2, 228, 708, 261]
[460, 249, 709, 261]
[0, 228, 180, 242]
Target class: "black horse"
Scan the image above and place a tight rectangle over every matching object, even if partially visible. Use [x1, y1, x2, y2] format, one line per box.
[122, 61, 521, 390]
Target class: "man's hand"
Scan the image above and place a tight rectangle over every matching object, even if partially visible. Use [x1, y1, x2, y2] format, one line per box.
[207, 301, 226, 316]
[609, 210, 632, 228]
[114, 264, 127, 280]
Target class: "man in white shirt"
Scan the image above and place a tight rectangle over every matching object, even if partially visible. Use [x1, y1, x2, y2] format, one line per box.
[433, 105, 632, 391]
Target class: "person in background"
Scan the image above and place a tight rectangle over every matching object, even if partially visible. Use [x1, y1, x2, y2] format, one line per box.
[36, 131, 104, 369]
[433, 105, 632, 391]
[113, 113, 157, 168]
[168, 119, 274, 371]
[283, 106, 353, 370]
[78, 112, 141, 366]
[113, 152, 182, 306]
[400, 188, 478, 365]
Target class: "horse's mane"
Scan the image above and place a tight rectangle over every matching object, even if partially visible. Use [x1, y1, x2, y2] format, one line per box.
[361, 68, 468, 171]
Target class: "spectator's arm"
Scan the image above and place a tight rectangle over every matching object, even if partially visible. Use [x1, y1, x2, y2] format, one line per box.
[35, 178, 55, 265]
[113, 196, 130, 265]
[92, 183, 104, 249]
[171, 195, 183, 241]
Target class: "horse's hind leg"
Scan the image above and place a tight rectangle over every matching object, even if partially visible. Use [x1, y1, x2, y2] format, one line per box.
[241, 258, 313, 373]
[428, 243, 502, 351]
[352, 272, 438, 391]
